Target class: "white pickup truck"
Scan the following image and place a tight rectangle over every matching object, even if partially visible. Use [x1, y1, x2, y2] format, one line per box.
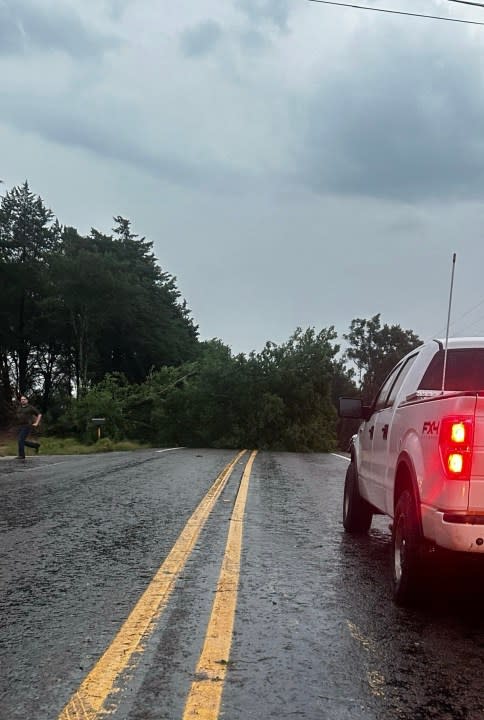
[339, 337, 484, 605]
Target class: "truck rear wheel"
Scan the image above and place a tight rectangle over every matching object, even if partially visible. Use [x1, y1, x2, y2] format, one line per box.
[343, 461, 373, 533]
[392, 489, 423, 605]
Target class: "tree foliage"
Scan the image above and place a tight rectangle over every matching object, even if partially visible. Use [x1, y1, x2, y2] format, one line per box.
[53, 221, 199, 395]
[52, 328, 347, 452]
[0, 182, 62, 417]
[343, 313, 421, 402]
[0, 183, 199, 424]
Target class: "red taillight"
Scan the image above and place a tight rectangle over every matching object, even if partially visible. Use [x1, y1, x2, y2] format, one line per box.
[447, 453, 464, 474]
[439, 416, 474, 479]
[450, 422, 466, 444]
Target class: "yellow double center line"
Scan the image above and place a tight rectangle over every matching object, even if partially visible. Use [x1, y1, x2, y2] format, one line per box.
[59, 449, 256, 720]
[183, 450, 257, 719]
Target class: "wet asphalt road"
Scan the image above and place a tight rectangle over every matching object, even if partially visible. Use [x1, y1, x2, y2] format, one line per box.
[1, 448, 484, 720]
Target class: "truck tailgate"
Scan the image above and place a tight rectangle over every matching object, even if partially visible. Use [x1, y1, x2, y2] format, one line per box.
[469, 395, 484, 511]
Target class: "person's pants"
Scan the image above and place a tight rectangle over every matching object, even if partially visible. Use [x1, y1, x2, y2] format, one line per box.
[18, 426, 40, 458]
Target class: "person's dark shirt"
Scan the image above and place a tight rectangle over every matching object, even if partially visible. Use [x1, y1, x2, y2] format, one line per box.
[16, 404, 40, 427]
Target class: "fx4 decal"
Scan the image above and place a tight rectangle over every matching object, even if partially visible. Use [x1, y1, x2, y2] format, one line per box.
[423, 420, 439, 435]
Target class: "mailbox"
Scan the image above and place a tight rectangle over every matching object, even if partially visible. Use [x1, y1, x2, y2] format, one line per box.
[91, 417, 106, 440]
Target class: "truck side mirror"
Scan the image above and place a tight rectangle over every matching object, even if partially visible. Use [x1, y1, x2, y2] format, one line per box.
[338, 397, 372, 420]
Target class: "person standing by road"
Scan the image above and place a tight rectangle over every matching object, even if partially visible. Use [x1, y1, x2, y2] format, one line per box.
[16, 395, 41, 460]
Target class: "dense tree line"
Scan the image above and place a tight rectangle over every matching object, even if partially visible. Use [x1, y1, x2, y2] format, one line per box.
[0, 182, 421, 450]
[50, 329, 354, 451]
[0, 183, 199, 419]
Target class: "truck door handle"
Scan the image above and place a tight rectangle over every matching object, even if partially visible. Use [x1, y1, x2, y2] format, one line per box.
[382, 424, 389, 439]
[369, 425, 374, 439]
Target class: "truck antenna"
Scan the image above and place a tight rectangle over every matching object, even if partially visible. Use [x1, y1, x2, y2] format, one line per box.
[442, 252, 457, 393]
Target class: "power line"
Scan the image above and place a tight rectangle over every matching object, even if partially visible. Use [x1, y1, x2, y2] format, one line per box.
[431, 295, 484, 339]
[451, 311, 484, 334]
[449, 297, 484, 328]
[304, 0, 484, 25]
[448, 0, 484, 9]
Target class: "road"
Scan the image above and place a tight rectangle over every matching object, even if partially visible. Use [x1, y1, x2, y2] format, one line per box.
[1, 448, 484, 720]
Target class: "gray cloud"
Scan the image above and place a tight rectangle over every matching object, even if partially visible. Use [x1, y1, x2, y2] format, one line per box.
[4, 1, 483, 209]
[106, 0, 130, 21]
[180, 6, 280, 59]
[180, 20, 222, 58]
[1, 90, 249, 194]
[238, 28, 267, 52]
[299, 27, 484, 201]
[235, 0, 290, 32]
[0, 0, 120, 58]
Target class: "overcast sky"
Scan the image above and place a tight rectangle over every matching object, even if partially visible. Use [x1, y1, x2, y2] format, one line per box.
[2, 0, 484, 355]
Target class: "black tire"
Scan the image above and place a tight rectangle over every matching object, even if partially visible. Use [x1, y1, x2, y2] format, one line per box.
[391, 489, 423, 605]
[343, 461, 373, 533]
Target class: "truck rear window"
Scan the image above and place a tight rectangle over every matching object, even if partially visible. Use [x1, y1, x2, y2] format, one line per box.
[418, 349, 484, 392]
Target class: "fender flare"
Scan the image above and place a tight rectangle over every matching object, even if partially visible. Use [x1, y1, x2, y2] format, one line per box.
[349, 435, 358, 471]
[394, 451, 423, 534]
[349, 445, 358, 475]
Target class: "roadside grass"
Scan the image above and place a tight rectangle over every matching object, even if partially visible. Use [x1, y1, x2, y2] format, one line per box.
[0, 436, 150, 457]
